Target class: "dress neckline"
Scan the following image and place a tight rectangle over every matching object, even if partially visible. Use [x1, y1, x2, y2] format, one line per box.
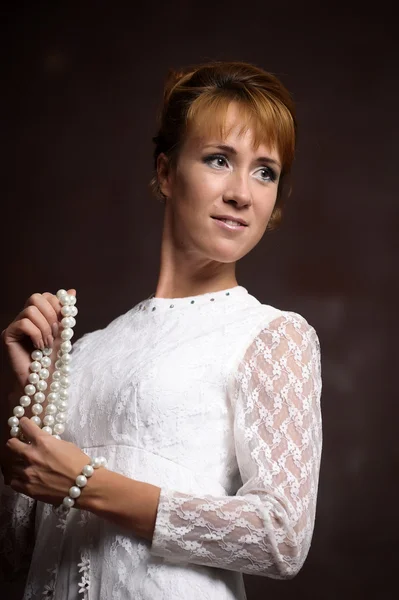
[139, 285, 249, 313]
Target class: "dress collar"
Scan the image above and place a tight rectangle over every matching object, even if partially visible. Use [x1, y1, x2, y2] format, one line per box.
[139, 285, 249, 313]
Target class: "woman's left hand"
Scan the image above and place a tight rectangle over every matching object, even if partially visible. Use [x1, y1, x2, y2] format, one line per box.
[4, 417, 90, 505]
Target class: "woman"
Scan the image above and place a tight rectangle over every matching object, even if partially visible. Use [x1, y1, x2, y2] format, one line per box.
[0, 61, 322, 599]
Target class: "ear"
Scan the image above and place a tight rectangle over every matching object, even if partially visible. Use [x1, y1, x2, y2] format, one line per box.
[157, 153, 173, 199]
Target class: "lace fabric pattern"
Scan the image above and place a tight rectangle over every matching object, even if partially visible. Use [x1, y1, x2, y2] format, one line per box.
[150, 314, 322, 579]
[0, 287, 322, 599]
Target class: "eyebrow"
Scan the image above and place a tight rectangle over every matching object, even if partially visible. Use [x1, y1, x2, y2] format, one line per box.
[203, 143, 282, 170]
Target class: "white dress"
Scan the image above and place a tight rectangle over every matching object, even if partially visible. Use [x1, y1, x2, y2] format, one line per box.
[0, 285, 322, 600]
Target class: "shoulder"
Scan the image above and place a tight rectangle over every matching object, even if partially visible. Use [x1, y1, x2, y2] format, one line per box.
[241, 295, 319, 346]
[231, 302, 321, 372]
[228, 305, 322, 403]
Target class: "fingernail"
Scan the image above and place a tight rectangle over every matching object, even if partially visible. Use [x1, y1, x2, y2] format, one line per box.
[52, 323, 59, 337]
[46, 335, 54, 348]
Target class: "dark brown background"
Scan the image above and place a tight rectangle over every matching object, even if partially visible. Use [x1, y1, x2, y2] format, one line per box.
[2, 2, 398, 598]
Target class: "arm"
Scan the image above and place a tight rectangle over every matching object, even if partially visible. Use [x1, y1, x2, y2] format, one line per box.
[148, 313, 322, 579]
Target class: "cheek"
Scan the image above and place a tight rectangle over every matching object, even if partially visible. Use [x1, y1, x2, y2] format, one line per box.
[254, 189, 278, 223]
[177, 168, 221, 206]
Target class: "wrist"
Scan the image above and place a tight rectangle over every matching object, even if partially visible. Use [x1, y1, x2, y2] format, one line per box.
[61, 456, 107, 510]
[75, 464, 111, 513]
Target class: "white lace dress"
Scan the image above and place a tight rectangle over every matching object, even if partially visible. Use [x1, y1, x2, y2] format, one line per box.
[0, 285, 322, 600]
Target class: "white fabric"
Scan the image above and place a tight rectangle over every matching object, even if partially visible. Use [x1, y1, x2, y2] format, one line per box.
[0, 285, 322, 599]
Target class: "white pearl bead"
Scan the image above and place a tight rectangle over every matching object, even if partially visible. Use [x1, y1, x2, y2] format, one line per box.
[36, 380, 47, 391]
[24, 384, 36, 396]
[60, 364, 71, 376]
[97, 456, 107, 467]
[61, 316, 76, 328]
[61, 354, 72, 365]
[60, 376, 69, 388]
[13, 406, 25, 418]
[61, 328, 74, 341]
[32, 403, 43, 415]
[61, 305, 72, 317]
[28, 373, 40, 385]
[39, 368, 49, 379]
[52, 370, 61, 381]
[61, 341, 72, 353]
[45, 403, 57, 415]
[50, 381, 60, 392]
[70, 306, 78, 317]
[55, 360, 63, 369]
[30, 360, 41, 372]
[63, 496, 75, 508]
[31, 416, 41, 426]
[75, 474, 88, 487]
[61, 316, 72, 328]
[81, 464, 94, 478]
[53, 434, 61, 440]
[55, 411, 67, 423]
[42, 426, 52, 434]
[57, 400, 68, 412]
[47, 392, 59, 403]
[42, 347, 53, 356]
[56, 289, 68, 300]
[20, 395, 31, 407]
[10, 426, 20, 437]
[91, 457, 102, 469]
[8, 416, 19, 427]
[34, 391, 45, 403]
[57, 350, 63, 359]
[69, 295, 77, 306]
[40, 356, 51, 368]
[59, 295, 70, 306]
[59, 389, 69, 400]
[53, 423, 65, 435]
[69, 486, 81, 498]
[43, 415, 55, 427]
[31, 349, 43, 361]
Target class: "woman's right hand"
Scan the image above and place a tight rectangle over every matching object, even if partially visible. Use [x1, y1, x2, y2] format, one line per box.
[1, 289, 76, 392]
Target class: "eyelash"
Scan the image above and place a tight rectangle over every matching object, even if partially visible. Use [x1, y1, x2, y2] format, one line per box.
[203, 154, 277, 183]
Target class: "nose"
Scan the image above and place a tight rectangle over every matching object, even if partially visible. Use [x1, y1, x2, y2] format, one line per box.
[222, 170, 252, 207]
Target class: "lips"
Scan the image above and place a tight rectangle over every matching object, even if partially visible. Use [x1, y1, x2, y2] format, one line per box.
[211, 216, 248, 226]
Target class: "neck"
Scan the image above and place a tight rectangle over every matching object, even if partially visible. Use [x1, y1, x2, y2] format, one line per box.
[154, 208, 238, 299]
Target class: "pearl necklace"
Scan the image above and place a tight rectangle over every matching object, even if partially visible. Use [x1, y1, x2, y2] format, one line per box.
[8, 289, 78, 441]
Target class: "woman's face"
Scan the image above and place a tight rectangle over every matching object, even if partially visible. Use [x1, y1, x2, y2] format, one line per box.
[159, 102, 282, 264]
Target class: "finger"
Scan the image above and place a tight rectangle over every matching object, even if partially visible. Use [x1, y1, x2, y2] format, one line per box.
[6, 435, 31, 458]
[19, 416, 48, 444]
[23, 293, 59, 345]
[9, 463, 29, 479]
[17, 306, 55, 349]
[5, 316, 47, 351]
[42, 292, 63, 326]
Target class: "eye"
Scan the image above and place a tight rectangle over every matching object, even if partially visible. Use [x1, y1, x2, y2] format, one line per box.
[255, 166, 277, 183]
[203, 154, 230, 169]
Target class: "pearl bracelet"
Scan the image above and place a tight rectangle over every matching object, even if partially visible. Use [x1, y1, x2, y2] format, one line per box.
[62, 456, 107, 509]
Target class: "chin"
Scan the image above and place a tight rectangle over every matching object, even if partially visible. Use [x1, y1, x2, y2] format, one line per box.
[206, 244, 249, 264]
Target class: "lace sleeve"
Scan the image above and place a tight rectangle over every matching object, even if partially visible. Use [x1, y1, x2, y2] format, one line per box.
[150, 313, 322, 579]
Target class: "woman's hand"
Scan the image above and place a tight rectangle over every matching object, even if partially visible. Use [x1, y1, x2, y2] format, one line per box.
[1, 289, 76, 391]
[4, 417, 89, 505]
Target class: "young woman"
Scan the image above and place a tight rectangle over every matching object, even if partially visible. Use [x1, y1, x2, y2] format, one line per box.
[0, 61, 322, 599]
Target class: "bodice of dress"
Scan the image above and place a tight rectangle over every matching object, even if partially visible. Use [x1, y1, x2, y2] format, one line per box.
[0, 285, 322, 600]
